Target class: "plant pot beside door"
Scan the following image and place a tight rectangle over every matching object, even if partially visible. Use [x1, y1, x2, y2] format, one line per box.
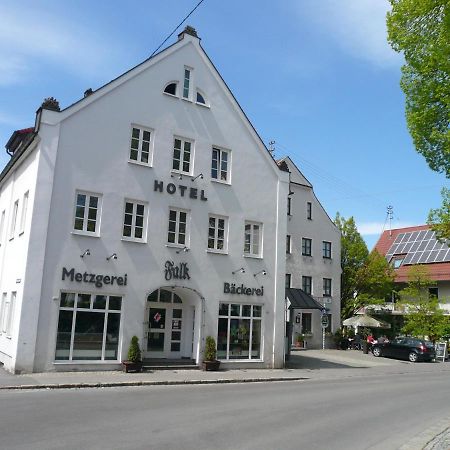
[122, 336, 143, 373]
[202, 336, 221, 371]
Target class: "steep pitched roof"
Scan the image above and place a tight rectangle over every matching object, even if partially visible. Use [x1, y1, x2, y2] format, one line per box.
[375, 225, 450, 283]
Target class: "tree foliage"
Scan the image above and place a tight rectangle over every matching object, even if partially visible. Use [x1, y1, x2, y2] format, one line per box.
[335, 215, 398, 319]
[399, 265, 447, 341]
[335, 214, 369, 319]
[387, 0, 450, 177]
[427, 187, 450, 241]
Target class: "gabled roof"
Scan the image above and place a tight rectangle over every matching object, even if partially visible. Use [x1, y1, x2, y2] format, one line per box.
[277, 156, 312, 187]
[375, 225, 450, 283]
[3, 26, 287, 183]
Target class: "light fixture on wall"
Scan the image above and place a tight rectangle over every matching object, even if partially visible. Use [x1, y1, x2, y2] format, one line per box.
[171, 173, 183, 180]
[232, 267, 245, 275]
[80, 249, 90, 258]
[289, 190, 294, 195]
[106, 253, 117, 261]
[191, 173, 203, 181]
[176, 246, 189, 254]
[253, 269, 267, 277]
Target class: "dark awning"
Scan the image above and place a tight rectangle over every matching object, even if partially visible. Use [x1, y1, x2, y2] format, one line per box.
[286, 288, 324, 310]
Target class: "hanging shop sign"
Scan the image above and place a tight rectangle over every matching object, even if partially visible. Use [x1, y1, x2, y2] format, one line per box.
[154, 180, 207, 201]
[164, 261, 191, 281]
[223, 282, 264, 296]
[62, 267, 127, 288]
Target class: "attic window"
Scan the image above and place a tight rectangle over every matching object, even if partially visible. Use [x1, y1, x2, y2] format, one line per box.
[391, 256, 405, 269]
[164, 82, 177, 96]
[196, 91, 207, 105]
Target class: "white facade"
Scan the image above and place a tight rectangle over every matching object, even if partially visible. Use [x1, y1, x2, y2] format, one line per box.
[282, 157, 341, 349]
[0, 29, 295, 373]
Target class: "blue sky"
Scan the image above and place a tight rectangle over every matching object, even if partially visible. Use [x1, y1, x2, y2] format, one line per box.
[0, 0, 447, 249]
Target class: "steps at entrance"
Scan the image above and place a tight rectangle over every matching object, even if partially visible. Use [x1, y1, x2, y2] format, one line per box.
[142, 358, 199, 371]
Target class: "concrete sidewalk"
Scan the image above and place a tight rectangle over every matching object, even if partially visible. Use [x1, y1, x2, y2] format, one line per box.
[0, 349, 432, 391]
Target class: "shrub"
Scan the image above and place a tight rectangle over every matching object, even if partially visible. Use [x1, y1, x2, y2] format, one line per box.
[127, 336, 142, 362]
[204, 336, 217, 361]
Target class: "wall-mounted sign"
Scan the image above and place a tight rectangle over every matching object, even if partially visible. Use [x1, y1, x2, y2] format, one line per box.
[154, 180, 207, 201]
[62, 267, 127, 288]
[164, 261, 190, 281]
[223, 282, 264, 296]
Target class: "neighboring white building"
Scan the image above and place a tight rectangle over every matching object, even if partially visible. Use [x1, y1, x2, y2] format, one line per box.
[0, 27, 339, 373]
[280, 157, 341, 349]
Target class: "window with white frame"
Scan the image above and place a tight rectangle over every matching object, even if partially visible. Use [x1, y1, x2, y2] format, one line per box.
[183, 68, 191, 99]
[164, 82, 177, 96]
[122, 200, 147, 241]
[196, 91, 207, 105]
[19, 191, 29, 234]
[0, 210, 5, 246]
[208, 215, 228, 252]
[129, 126, 152, 165]
[55, 292, 122, 361]
[168, 208, 189, 246]
[302, 276, 312, 295]
[302, 238, 312, 256]
[323, 241, 332, 259]
[217, 303, 262, 360]
[323, 278, 332, 297]
[244, 221, 262, 257]
[211, 147, 230, 183]
[73, 192, 101, 235]
[172, 137, 193, 174]
[0, 292, 6, 334]
[5, 292, 16, 337]
[9, 200, 18, 239]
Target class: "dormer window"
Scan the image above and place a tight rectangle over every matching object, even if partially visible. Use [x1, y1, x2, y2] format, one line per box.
[164, 82, 177, 96]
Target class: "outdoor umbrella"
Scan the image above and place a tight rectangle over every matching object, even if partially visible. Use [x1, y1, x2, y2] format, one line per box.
[342, 314, 391, 329]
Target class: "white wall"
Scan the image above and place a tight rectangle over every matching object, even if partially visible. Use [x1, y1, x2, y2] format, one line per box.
[29, 34, 289, 371]
[284, 159, 341, 349]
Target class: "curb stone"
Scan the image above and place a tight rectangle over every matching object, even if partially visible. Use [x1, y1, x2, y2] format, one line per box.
[0, 376, 308, 391]
[399, 417, 450, 450]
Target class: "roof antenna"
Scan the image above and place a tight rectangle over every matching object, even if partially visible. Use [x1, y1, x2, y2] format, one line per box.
[268, 140, 276, 155]
[387, 205, 393, 237]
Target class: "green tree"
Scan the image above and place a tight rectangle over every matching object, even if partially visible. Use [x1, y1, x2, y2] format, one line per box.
[427, 187, 450, 241]
[335, 213, 369, 319]
[399, 265, 447, 341]
[387, 0, 450, 177]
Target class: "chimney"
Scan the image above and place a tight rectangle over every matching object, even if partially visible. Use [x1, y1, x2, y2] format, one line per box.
[178, 25, 199, 41]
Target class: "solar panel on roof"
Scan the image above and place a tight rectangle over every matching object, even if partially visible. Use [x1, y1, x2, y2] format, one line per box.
[419, 252, 430, 263]
[394, 233, 405, 244]
[424, 230, 434, 240]
[417, 230, 427, 240]
[403, 253, 414, 265]
[410, 231, 420, 241]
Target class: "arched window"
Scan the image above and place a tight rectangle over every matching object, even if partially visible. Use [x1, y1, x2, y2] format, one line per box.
[196, 91, 207, 105]
[147, 289, 182, 303]
[164, 82, 177, 96]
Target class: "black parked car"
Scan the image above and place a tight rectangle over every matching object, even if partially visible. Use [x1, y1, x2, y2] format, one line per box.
[372, 337, 435, 362]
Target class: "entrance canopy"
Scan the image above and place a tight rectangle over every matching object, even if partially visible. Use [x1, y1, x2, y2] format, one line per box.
[285, 288, 324, 310]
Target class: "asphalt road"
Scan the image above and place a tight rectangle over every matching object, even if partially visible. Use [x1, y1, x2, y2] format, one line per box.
[1, 365, 449, 450]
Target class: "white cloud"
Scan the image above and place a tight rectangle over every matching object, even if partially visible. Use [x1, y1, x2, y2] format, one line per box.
[298, 0, 402, 69]
[0, 5, 125, 85]
[357, 221, 416, 236]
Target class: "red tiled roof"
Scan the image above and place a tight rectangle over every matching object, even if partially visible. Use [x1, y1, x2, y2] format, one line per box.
[374, 225, 450, 283]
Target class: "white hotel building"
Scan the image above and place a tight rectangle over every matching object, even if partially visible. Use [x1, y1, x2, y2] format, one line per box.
[0, 27, 340, 373]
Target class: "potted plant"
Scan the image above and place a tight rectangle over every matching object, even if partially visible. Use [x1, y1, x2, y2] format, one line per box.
[122, 336, 143, 373]
[202, 336, 221, 371]
[295, 334, 303, 348]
